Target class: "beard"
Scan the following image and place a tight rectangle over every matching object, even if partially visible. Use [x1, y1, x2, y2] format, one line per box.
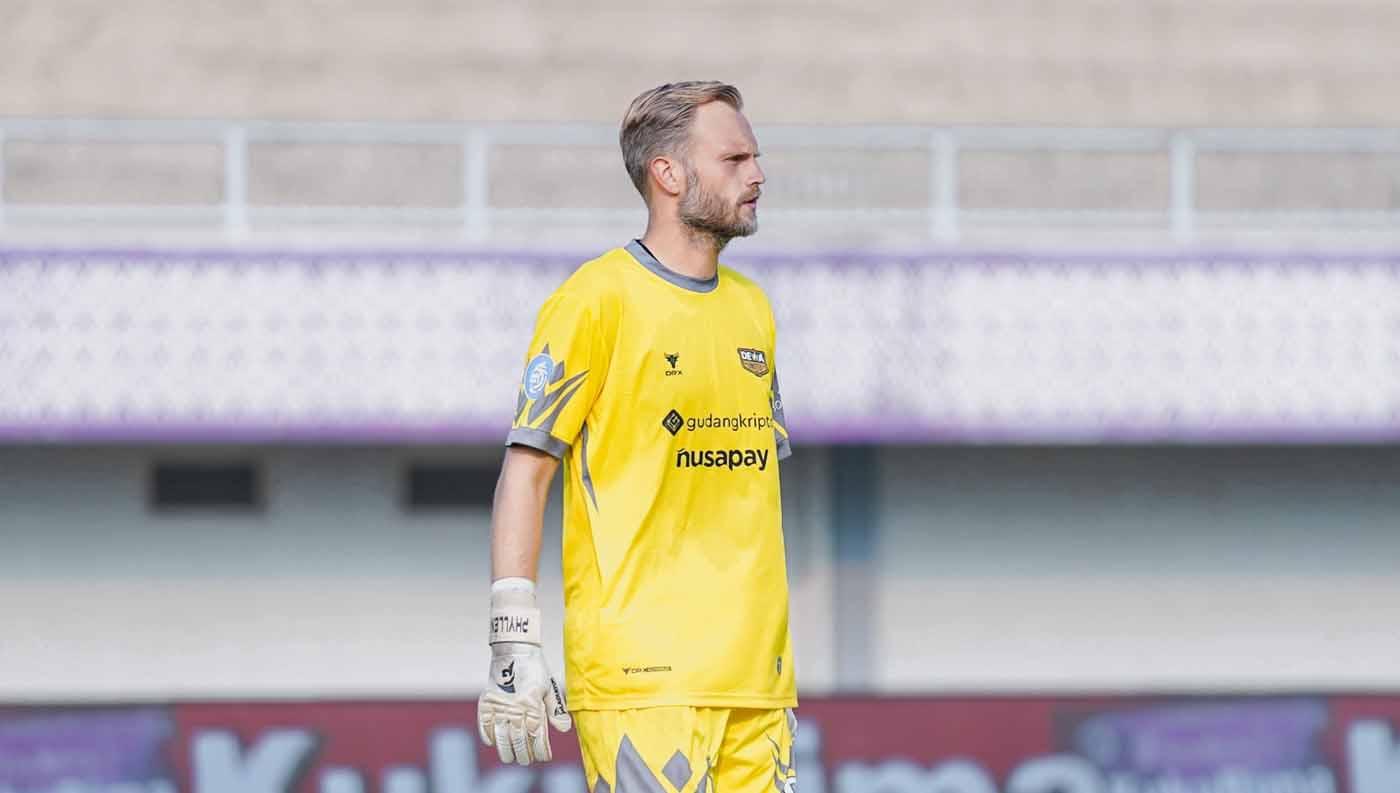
[677, 167, 758, 249]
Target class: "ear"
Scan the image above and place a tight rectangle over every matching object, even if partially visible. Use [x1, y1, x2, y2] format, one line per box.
[648, 155, 684, 199]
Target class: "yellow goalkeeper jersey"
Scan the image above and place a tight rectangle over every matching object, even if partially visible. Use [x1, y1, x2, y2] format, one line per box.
[505, 240, 796, 710]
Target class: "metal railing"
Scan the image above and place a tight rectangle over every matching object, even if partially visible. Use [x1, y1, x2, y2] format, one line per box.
[2, 119, 1400, 244]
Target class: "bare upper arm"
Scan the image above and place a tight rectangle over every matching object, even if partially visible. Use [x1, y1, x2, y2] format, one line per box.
[500, 443, 561, 492]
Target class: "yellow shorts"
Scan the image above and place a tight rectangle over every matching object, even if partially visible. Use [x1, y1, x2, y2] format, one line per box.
[575, 707, 796, 793]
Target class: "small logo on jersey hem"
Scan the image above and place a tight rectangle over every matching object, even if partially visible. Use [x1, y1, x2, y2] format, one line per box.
[662, 409, 684, 435]
[664, 352, 683, 376]
[622, 665, 673, 675]
[738, 348, 769, 377]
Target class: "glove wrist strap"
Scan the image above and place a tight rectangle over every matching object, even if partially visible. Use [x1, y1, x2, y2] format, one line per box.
[489, 606, 542, 644]
[489, 580, 542, 645]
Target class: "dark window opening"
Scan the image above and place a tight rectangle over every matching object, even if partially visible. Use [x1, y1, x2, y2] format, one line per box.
[150, 461, 262, 511]
[404, 462, 496, 510]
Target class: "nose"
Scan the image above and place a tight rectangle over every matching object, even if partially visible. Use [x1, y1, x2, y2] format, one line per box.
[749, 158, 766, 188]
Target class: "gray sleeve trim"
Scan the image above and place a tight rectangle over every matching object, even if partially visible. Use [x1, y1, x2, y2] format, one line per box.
[506, 427, 569, 459]
[776, 434, 793, 461]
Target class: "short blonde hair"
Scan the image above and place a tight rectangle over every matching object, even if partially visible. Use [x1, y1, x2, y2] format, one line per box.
[620, 81, 744, 200]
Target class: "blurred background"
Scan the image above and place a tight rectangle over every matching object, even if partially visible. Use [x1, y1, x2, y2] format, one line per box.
[3, 1, 1400, 791]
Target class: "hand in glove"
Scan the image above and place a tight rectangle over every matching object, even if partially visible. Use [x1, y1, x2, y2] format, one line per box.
[477, 579, 572, 765]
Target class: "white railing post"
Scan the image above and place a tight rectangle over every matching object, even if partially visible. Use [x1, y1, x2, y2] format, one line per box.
[223, 125, 248, 240]
[932, 130, 959, 244]
[463, 129, 490, 243]
[1170, 132, 1196, 244]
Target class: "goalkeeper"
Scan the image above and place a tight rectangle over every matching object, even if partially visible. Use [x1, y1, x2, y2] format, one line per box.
[477, 81, 798, 793]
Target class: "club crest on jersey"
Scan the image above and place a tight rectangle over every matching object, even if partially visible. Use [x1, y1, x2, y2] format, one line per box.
[738, 348, 769, 377]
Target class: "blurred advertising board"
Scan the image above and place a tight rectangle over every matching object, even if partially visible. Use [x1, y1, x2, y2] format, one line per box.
[3, 696, 1399, 793]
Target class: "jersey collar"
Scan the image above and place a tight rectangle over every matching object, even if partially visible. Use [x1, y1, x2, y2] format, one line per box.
[625, 239, 720, 294]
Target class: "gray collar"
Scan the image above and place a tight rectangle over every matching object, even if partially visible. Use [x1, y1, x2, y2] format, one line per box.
[625, 239, 719, 294]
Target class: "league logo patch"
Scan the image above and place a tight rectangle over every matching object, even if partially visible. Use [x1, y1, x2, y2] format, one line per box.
[523, 351, 556, 399]
[737, 348, 769, 377]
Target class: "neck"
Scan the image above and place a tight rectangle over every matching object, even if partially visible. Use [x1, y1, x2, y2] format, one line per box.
[639, 220, 724, 281]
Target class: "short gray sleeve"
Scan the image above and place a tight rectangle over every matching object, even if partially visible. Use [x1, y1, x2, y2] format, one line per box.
[505, 427, 568, 459]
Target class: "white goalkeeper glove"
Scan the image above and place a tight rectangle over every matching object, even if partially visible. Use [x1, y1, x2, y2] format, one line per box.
[477, 578, 572, 765]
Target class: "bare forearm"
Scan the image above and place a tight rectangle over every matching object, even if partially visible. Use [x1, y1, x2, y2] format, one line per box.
[490, 447, 557, 581]
[491, 482, 544, 579]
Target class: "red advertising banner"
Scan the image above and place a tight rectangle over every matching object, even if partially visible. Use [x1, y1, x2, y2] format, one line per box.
[3, 696, 1400, 793]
